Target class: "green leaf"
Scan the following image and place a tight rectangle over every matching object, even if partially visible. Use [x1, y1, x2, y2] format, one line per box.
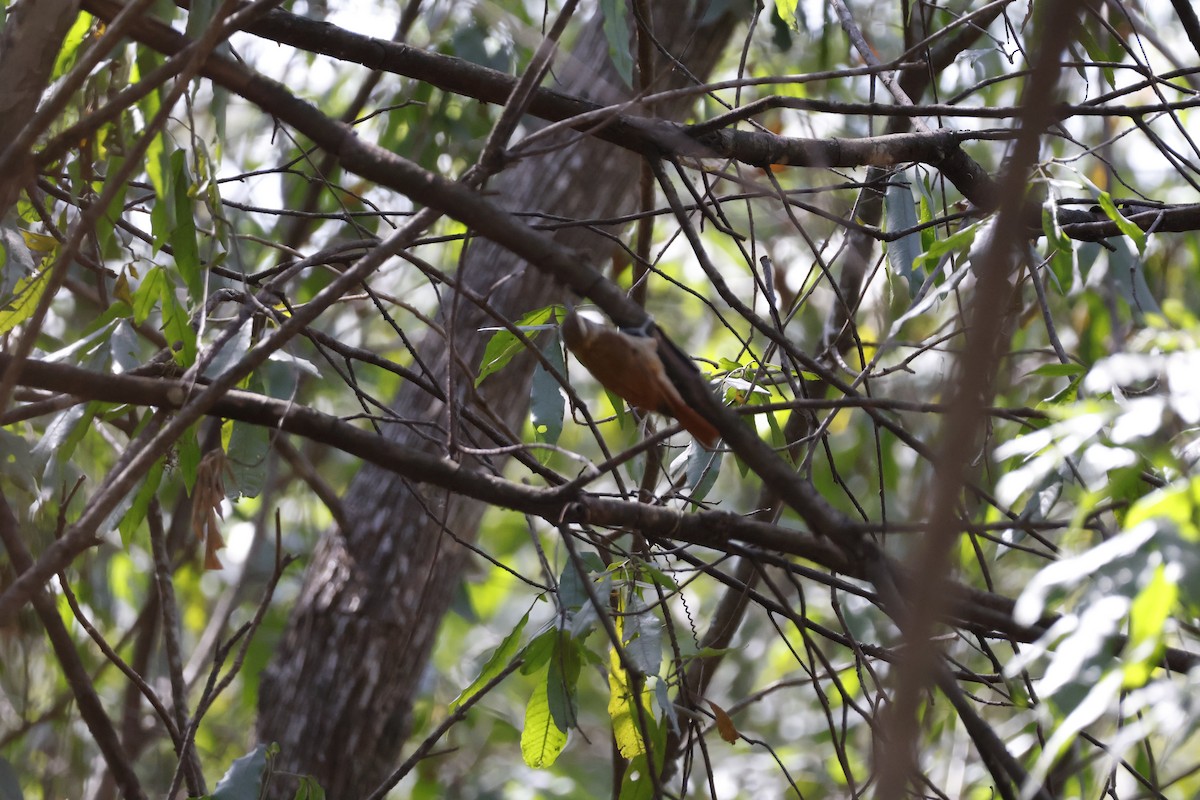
[546, 631, 582, 732]
[608, 615, 649, 758]
[530, 333, 566, 450]
[607, 387, 629, 430]
[450, 612, 528, 712]
[520, 628, 558, 675]
[1026, 363, 1085, 379]
[177, 423, 202, 491]
[52, 13, 92, 80]
[913, 221, 980, 272]
[600, 0, 633, 87]
[144, 123, 167, 202]
[98, 157, 130, 256]
[150, 184, 172, 254]
[885, 173, 924, 295]
[33, 403, 96, 488]
[1041, 203, 1076, 292]
[291, 776, 325, 800]
[617, 721, 666, 800]
[118, 458, 164, 546]
[1077, 25, 1117, 89]
[774, 0, 801, 31]
[0, 429, 40, 497]
[638, 562, 680, 593]
[1125, 477, 1200, 539]
[1038, 374, 1083, 408]
[557, 554, 595, 613]
[1123, 564, 1176, 688]
[670, 442, 722, 504]
[133, 266, 165, 325]
[521, 663, 568, 768]
[159, 271, 197, 366]
[169, 149, 202, 299]
[618, 754, 655, 800]
[475, 305, 560, 386]
[0, 225, 34, 299]
[208, 744, 269, 800]
[624, 600, 662, 676]
[0, 267, 51, 335]
[185, 0, 218, 39]
[1096, 192, 1146, 254]
[226, 411, 270, 499]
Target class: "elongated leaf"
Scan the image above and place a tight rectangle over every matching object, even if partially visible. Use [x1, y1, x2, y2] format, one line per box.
[546, 632, 582, 732]
[133, 266, 165, 324]
[226, 419, 269, 499]
[557, 551, 606, 613]
[617, 722, 666, 800]
[913, 221, 979, 272]
[885, 174, 924, 295]
[0, 224, 35, 298]
[450, 612, 528, 711]
[774, 0, 801, 30]
[600, 0, 633, 87]
[159, 274, 197, 366]
[118, 458, 164, 546]
[1026, 363, 1086, 379]
[33, 403, 94, 484]
[208, 745, 268, 800]
[476, 305, 559, 386]
[0, 267, 51, 335]
[521, 664, 568, 768]
[609, 616, 647, 758]
[170, 149, 202, 299]
[0, 430, 39, 496]
[520, 628, 558, 675]
[670, 443, 722, 504]
[51, 13, 92, 80]
[707, 699, 739, 743]
[291, 777, 325, 800]
[624, 600, 662, 677]
[1096, 192, 1146, 254]
[1123, 564, 1176, 687]
[1041, 203, 1077, 292]
[531, 333, 566, 449]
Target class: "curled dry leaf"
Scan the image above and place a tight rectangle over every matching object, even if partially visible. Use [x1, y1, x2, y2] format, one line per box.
[706, 699, 739, 744]
[191, 449, 231, 570]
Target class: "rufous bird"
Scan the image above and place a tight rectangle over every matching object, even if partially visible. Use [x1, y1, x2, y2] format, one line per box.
[560, 307, 720, 448]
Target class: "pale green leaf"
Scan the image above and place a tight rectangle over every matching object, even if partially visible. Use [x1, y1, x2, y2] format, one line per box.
[450, 612, 528, 712]
[521, 664, 568, 768]
[0, 267, 51, 336]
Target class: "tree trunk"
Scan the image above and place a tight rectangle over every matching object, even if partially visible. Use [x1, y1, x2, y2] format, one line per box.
[257, 5, 739, 797]
[0, 0, 81, 215]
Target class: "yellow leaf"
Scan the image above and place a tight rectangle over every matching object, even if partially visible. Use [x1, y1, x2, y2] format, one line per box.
[20, 229, 57, 255]
[0, 268, 51, 335]
[608, 614, 653, 758]
[521, 667, 568, 768]
[113, 271, 134, 306]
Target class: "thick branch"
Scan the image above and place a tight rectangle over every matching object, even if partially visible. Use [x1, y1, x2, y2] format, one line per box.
[75, 1, 1199, 244]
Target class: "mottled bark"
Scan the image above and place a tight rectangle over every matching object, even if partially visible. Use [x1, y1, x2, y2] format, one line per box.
[257, 6, 739, 797]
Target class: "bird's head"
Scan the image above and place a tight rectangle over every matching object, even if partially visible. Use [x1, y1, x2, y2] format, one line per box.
[560, 304, 599, 351]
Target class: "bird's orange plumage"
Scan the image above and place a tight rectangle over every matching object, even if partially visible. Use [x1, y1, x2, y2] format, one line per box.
[561, 309, 719, 448]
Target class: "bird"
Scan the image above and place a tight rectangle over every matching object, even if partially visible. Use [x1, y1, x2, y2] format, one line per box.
[560, 306, 720, 448]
